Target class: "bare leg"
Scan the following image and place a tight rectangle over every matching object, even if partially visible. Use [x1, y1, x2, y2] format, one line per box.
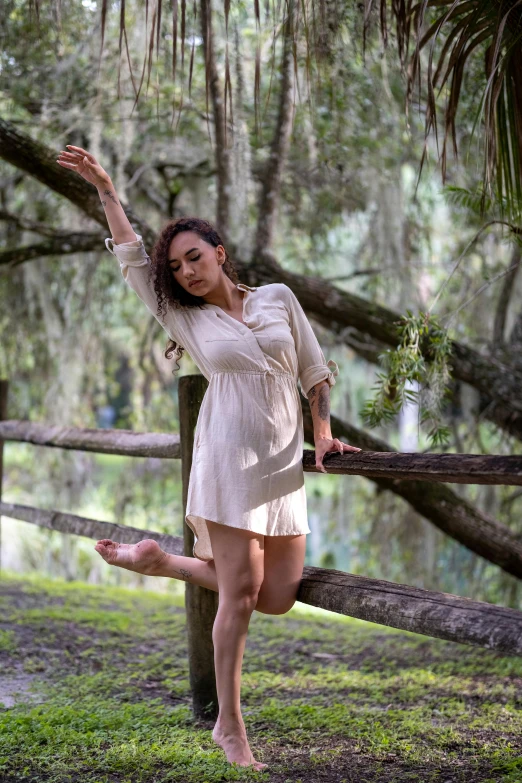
[205, 520, 268, 771]
[94, 530, 306, 771]
[94, 538, 219, 591]
[94, 535, 306, 614]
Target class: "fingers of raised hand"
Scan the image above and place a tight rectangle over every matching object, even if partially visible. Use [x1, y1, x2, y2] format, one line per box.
[57, 150, 91, 173]
[58, 150, 82, 161]
[66, 145, 97, 162]
[56, 159, 78, 170]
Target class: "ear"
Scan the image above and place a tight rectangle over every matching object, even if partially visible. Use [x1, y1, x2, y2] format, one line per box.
[216, 244, 226, 265]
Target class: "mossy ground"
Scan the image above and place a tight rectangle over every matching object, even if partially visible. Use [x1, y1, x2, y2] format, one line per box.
[0, 572, 521, 782]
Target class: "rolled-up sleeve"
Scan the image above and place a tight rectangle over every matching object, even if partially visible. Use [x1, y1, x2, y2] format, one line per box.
[284, 284, 339, 399]
[105, 232, 161, 317]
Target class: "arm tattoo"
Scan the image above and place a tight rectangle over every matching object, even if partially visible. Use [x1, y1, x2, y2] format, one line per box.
[103, 189, 120, 207]
[100, 200, 107, 207]
[317, 385, 330, 421]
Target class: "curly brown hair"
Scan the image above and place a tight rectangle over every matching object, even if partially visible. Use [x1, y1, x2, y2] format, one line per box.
[147, 216, 240, 372]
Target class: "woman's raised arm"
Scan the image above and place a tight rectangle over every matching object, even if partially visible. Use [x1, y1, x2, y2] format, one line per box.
[56, 145, 136, 245]
[56, 144, 170, 331]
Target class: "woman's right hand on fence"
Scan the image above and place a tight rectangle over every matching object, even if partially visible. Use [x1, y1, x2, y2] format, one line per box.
[56, 146, 111, 189]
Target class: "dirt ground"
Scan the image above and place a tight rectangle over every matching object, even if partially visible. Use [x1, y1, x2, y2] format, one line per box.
[1, 573, 521, 782]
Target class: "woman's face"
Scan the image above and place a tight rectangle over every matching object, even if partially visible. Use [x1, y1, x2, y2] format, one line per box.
[168, 231, 225, 296]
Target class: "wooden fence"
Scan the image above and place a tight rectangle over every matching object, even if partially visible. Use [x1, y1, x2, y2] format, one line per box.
[1, 376, 522, 721]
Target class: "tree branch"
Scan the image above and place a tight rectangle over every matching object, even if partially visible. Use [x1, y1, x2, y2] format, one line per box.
[0, 116, 155, 246]
[0, 232, 104, 267]
[251, 263, 522, 441]
[253, 0, 296, 260]
[3, 116, 522, 441]
[0, 208, 72, 238]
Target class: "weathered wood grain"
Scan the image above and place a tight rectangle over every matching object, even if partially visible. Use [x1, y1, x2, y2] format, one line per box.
[0, 380, 7, 572]
[0, 420, 179, 458]
[0, 501, 183, 554]
[2, 420, 521, 485]
[302, 449, 522, 485]
[298, 566, 522, 656]
[3, 500, 521, 657]
[179, 375, 219, 721]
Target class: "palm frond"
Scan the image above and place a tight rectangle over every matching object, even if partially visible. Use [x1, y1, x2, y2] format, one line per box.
[364, 0, 522, 216]
[20, 0, 521, 213]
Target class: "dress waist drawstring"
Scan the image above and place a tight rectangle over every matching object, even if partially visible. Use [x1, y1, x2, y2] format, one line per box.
[262, 367, 287, 394]
[262, 367, 288, 407]
[209, 368, 292, 407]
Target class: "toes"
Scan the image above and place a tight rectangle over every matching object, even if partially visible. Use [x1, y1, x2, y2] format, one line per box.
[94, 540, 115, 556]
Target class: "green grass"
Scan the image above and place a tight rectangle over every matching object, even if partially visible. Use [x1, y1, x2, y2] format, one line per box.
[0, 570, 521, 782]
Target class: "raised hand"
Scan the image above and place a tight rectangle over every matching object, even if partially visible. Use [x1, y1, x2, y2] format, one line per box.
[57, 145, 135, 243]
[56, 145, 111, 189]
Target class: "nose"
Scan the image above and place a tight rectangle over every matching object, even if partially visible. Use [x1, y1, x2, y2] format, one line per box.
[177, 261, 195, 279]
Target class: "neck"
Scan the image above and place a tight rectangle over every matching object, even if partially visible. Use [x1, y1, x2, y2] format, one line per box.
[203, 279, 243, 310]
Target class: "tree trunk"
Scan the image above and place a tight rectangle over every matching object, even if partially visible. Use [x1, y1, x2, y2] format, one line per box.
[252, 0, 295, 261]
[200, 0, 232, 245]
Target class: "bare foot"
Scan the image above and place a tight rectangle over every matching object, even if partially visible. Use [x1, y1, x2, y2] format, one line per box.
[94, 538, 168, 576]
[212, 716, 268, 770]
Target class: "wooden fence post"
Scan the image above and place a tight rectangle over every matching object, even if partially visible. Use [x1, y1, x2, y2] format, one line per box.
[0, 380, 7, 573]
[178, 374, 219, 722]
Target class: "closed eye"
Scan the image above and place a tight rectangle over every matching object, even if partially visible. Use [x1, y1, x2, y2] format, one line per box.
[171, 254, 200, 273]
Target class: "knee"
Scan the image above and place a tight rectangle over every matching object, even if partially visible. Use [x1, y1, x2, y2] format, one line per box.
[255, 596, 296, 616]
[270, 601, 295, 616]
[220, 582, 261, 615]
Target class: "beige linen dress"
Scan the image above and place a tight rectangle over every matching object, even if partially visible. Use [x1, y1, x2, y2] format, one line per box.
[106, 233, 339, 562]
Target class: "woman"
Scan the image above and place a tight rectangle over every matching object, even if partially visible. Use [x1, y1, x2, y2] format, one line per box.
[56, 144, 361, 771]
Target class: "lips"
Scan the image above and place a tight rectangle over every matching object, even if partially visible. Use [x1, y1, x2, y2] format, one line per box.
[189, 280, 203, 288]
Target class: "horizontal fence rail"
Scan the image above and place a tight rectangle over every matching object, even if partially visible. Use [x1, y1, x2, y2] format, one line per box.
[0, 501, 184, 555]
[3, 500, 522, 658]
[302, 450, 522, 485]
[0, 421, 180, 458]
[2, 420, 522, 485]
